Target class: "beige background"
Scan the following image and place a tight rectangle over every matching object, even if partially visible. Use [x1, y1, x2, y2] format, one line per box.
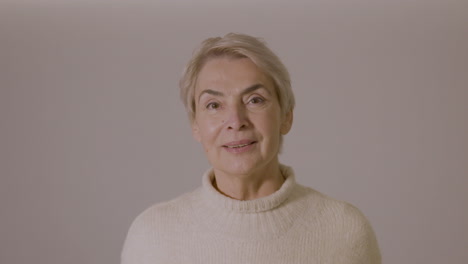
[1, 0, 467, 263]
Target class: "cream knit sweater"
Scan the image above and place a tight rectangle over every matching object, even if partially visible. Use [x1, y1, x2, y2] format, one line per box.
[121, 165, 381, 264]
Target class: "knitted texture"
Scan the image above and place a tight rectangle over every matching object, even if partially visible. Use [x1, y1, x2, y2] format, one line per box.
[121, 165, 381, 264]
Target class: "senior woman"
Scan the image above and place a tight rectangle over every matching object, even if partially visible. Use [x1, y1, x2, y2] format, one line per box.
[121, 33, 381, 263]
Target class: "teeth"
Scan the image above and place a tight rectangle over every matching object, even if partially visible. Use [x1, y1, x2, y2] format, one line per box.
[227, 143, 250, 148]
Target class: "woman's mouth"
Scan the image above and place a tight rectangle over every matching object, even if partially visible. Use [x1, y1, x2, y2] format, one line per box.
[226, 143, 252, 148]
[223, 140, 257, 153]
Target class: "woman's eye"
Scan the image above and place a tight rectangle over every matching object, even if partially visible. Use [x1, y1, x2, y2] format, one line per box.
[249, 97, 265, 104]
[206, 102, 220, 109]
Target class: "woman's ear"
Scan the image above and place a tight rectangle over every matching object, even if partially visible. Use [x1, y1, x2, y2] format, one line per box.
[191, 120, 202, 142]
[280, 110, 293, 135]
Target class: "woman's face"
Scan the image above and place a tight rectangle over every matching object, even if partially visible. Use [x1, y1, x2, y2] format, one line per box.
[192, 57, 292, 177]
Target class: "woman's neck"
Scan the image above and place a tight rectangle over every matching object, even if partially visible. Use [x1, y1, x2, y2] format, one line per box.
[211, 162, 285, 200]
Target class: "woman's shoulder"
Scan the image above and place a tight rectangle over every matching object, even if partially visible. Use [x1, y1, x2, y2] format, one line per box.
[125, 188, 202, 234]
[291, 185, 381, 262]
[293, 184, 374, 231]
[121, 188, 203, 263]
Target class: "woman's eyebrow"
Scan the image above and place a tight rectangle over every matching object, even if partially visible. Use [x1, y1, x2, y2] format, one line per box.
[198, 89, 223, 102]
[198, 83, 269, 102]
[241, 83, 270, 96]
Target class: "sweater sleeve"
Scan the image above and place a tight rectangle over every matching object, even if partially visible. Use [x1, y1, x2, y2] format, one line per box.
[342, 203, 382, 264]
[121, 213, 154, 264]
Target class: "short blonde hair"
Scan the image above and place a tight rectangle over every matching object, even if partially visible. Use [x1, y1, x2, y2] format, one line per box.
[179, 33, 295, 122]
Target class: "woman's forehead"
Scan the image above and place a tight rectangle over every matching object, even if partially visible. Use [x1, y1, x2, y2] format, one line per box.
[195, 57, 273, 96]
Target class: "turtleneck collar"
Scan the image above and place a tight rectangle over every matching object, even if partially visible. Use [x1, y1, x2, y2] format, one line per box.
[201, 164, 297, 213]
[189, 164, 307, 241]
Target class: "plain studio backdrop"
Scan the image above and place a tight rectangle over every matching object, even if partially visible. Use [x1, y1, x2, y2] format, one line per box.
[1, 0, 467, 263]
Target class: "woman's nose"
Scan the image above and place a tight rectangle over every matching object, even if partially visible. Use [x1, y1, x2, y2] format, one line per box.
[225, 104, 249, 130]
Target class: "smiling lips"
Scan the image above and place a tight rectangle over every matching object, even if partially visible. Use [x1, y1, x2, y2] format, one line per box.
[223, 140, 257, 153]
